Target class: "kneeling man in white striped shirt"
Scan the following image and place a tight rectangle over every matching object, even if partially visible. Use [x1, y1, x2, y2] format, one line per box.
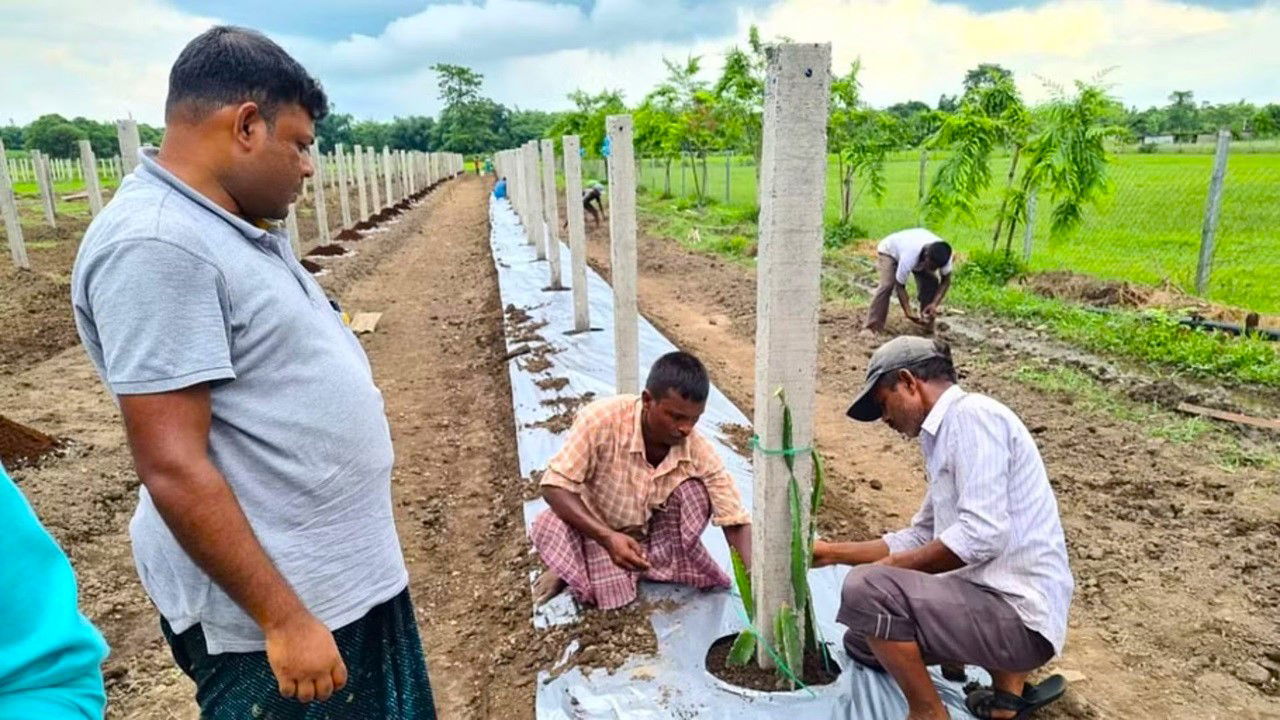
[815, 337, 1074, 720]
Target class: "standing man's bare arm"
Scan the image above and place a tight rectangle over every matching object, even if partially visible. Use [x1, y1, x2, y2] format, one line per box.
[119, 386, 347, 703]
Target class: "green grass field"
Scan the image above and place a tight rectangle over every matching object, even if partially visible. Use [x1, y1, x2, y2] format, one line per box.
[636, 151, 1280, 313]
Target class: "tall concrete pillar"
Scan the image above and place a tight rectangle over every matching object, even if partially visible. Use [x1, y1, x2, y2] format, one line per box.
[563, 136, 589, 332]
[605, 115, 638, 395]
[308, 144, 330, 244]
[750, 43, 831, 669]
[78, 140, 104, 216]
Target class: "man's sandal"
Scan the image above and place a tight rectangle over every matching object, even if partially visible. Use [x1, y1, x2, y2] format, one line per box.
[964, 674, 1067, 720]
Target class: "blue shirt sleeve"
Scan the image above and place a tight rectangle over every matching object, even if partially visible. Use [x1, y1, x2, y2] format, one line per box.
[0, 463, 108, 720]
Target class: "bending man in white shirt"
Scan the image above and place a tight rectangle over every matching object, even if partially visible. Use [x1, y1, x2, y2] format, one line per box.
[815, 337, 1073, 720]
[864, 228, 953, 334]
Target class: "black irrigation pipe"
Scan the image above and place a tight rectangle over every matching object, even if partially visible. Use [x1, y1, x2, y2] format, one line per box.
[1079, 306, 1280, 342]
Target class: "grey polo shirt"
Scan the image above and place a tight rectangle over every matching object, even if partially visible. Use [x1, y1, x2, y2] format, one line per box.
[71, 149, 407, 653]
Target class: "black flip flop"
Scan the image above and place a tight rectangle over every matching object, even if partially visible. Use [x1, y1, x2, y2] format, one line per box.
[965, 674, 1067, 719]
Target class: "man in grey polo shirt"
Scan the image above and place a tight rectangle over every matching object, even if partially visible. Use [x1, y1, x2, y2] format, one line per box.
[815, 338, 1072, 720]
[71, 27, 434, 718]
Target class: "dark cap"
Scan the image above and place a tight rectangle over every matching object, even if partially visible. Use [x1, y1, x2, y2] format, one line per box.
[846, 336, 947, 422]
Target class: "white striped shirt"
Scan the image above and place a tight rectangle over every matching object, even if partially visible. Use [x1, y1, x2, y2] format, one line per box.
[883, 385, 1075, 654]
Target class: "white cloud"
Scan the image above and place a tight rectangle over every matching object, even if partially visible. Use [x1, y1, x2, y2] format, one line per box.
[1, 0, 1276, 127]
[0, 0, 218, 125]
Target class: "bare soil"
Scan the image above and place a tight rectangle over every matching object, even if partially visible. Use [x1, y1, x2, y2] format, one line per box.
[3, 174, 1277, 719]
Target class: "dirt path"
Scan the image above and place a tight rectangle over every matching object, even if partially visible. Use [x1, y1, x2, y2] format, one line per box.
[578, 210, 1280, 719]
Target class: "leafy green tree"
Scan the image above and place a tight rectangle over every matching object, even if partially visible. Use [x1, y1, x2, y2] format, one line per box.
[388, 115, 436, 151]
[507, 108, 560, 149]
[713, 25, 767, 166]
[431, 64, 485, 109]
[546, 89, 626, 157]
[963, 63, 1014, 95]
[1, 124, 23, 151]
[924, 71, 1029, 241]
[24, 114, 85, 157]
[315, 109, 354, 152]
[999, 81, 1127, 251]
[350, 120, 392, 149]
[1165, 90, 1199, 137]
[829, 61, 902, 224]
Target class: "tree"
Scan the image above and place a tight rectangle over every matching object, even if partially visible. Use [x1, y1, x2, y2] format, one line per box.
[829, 61, 901, 224]
[431, 64, 484, 109]
[963, 63, 1014, 95]
[507, 109, 560, 149]
[924, 72, 1029, 239]
[999, 81, 1127, 252]
[350, 119, 392, 149]
[1, 124, 23, 151]
[546, 89, 626, 158]
[315, 109, 354, 152]
[24, 114, 86, 158]
[436, 98, 509, 155]
[387, 115, 436, 151]
[1165, 90, 1199, 138]
[713, 25, 767, 166]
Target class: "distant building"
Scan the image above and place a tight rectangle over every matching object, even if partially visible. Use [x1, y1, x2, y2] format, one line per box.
[1141, 134, 1175, 145]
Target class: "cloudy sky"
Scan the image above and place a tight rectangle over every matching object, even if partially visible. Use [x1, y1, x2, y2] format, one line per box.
[2, 0, 1276, 126]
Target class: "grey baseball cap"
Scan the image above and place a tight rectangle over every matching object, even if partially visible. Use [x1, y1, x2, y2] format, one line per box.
[846, 336, 947, 421]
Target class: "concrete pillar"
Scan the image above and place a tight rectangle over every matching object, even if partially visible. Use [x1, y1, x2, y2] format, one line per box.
[540, 139, 564, 289]
[353, 145, 369, 221]
[285, 202, 302, 259]
[0, 138, 29, 269]
[366, 146, 382, 212]
[32, 151, 56, 228]
[400, 150, 410, 199]
[605, 115, 638, 394]
[1196, 128, 1231, 295]
[382, 146, 394, 205]
[334, 144, 352, 229]
[308, 144, 330, 244]
[750, 42, 831, 669]
[78, 140, 104, 216]
[522, 141, 543, 258]
[563, 136, 589, 332]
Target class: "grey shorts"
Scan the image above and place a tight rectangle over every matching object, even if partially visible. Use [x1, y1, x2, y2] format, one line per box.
[837, 565, 1054, 673]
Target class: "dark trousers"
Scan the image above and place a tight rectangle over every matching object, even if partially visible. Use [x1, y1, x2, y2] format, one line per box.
[837, 565, 1054, 673]
[161, 588, 436, 719]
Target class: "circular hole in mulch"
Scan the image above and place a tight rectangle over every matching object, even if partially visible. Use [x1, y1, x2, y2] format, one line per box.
[704, 634, 841, 692]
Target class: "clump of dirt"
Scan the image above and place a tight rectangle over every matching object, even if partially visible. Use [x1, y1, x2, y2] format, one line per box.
[705, 634, 841, 691]
[306, 243, 349, 257]
[718, 422, 754, 458]
[335, 228, 363, 241]
[536, 377, 570, 392]
[0, 414, 62, 469]
[542, 602, 661, 677]
[522, 355, 553, 374]
[529, 393, 597, 433]
[1023, 271, 1151, 308]
[505, 304, 533, 325]
[0, 222, 89, 376]
[299, 258, 323, 274]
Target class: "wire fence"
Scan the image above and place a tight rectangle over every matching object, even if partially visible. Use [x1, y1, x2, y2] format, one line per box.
[629, 143, 1280, 314]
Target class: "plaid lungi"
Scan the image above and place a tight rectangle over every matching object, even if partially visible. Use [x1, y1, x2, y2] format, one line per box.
[531, 479, 731, 609]
[160, 588, 435, 719]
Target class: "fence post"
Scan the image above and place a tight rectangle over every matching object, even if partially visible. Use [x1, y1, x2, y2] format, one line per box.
[33, 151, 56, 228]
[751, 42, 830, 669]
[540, 139, 564, 289]
[917, 147, 928, 203]
[725, 151, 732, 204]
[680, 152, 687, 197]
[1022, 191, 1037, 262]
[353, 145, 369, 221]
[78, 140, 104, 216]
[1195, 129, 1231, 296]
[335, 144, 352, 229]
[309, 144, 330, 244]
[0, 138, 29, 270]
[285, 202, 302, 259]
[563, 136, 590, 332]
[523, 141, 545, 258]
[382, 146, 394, 206]
[606, 115, 638, 394]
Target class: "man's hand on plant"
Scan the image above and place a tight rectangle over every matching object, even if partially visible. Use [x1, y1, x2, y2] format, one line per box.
[921, 303, 940, 319]
[603, 531, 650, 571]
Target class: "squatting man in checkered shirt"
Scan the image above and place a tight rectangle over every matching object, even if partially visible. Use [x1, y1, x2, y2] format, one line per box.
[815, 337, 1074, 720]
[530, 352, 752, 609]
